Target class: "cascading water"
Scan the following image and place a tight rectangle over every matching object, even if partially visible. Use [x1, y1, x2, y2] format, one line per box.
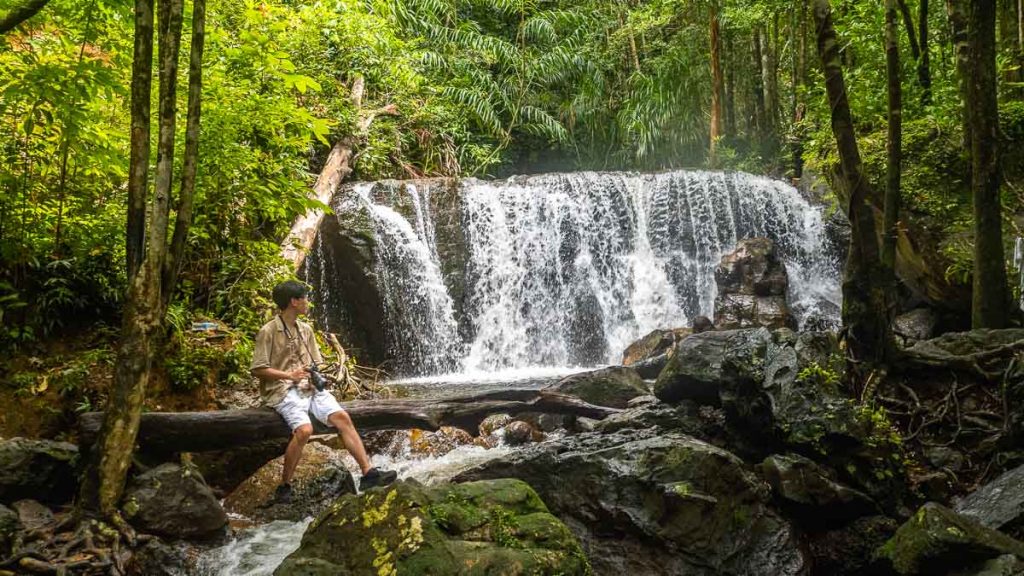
[317, 170, 840, 376]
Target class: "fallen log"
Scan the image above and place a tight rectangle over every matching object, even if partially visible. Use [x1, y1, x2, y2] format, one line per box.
[78, 389, 618, 454]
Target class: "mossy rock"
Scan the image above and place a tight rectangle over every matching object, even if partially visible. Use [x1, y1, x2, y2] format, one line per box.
[877, 503, 1024, 575]
[275, 479, 590, 575]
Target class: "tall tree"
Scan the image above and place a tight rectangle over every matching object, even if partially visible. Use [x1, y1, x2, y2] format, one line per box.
[78, 0, 206, 520]
[0, 0, 51, 34]
[918, 0, 932, 104]
[947, 0, 972, 150]
[813, 0, 891, 366]
[967, 0, 1010, 328]
[709, 0, 724, 163]
[884, 0, 903, 272]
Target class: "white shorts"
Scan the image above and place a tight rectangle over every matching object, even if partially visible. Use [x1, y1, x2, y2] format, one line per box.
[273, 387, 345, 431]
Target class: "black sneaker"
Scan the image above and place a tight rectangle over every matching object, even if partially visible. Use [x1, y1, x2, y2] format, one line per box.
[359, 468, 397, 491]
[271, 483, 292, 505]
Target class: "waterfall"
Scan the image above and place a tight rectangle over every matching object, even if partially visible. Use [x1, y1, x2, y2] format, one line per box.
[316, 171, 841, 376]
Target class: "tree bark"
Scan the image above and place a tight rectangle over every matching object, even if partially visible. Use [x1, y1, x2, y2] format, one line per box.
[884, 0, 903, 272]
[752, 27, 767, 140]
[918, 0, 932, 104]
[948, 0, 973, 151]
[0, 0, 51, 34]
[725, 30, 736, 136]
[709, 1, 724, 164]
[125, 0, 154, 280]
[765, 13, 780, 135]
[78, 390, 620, 454]
[814, 0, 891, 365]
[968, 0, 1011, 328]
[162, 0, 205, 311]
[897, 0, 923, 59]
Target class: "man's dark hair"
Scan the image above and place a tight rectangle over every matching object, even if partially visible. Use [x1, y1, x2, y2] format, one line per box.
[272, 280, 310, 311]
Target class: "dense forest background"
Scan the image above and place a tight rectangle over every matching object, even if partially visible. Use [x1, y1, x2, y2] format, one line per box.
[2, 0, 1024, 435]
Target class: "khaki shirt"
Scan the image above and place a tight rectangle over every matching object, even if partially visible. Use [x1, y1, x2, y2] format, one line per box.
[250, 316, 323, 407]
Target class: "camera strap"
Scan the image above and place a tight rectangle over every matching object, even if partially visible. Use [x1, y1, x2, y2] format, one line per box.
[278, 315, 316, 367]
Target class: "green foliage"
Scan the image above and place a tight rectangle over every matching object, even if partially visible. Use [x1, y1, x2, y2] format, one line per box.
[796, 362, 841, 389]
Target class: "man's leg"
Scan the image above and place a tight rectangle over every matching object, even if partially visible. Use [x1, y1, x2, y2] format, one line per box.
[327, 410, 371, 474]
[282, 423, 314, 484]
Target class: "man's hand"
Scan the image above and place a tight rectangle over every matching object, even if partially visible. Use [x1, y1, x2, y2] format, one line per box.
[288, 367, 309, 381]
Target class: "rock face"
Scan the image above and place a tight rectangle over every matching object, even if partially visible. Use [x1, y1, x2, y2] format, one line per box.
[955, 463, 1024, 538]
[760, 453, 876, 526]
[0, 438, 78, 506]
[122, 463, 227, 540]
[654, 327, 772, 405]
[456, 429, 809, 576]
[223, 442, 356, 523]
[545, 366, 649, 408]
[878, 503, 1024, 575]
[713, 238, 796, 330]
[275, 479, 589, 576]
[621, 328, 692, 367]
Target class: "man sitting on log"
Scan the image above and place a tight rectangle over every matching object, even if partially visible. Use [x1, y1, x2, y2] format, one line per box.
[251, 280, 397, 504]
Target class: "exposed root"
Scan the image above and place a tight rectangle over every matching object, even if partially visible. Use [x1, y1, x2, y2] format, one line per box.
[0, 514, 143, 576]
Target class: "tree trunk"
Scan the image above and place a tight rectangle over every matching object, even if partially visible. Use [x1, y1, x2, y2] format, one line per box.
[280, 77, 398, 269]
[813, 0, 891, 365]
[918, 0, 932, 104]
[765, 13, 780, 135]
[884, 0, 903, 275]
[725, 30, 736, 136]
[968, 0, 1011, 328]
[709, 1, 724, 164]
[78, 390, 619, 454]
[0, 0, 51, 34]
[752, 27, 767, 140]
[948, 0, 972, 151]
[162, 0, 205, 311]
[125, 0, 154, 279]
[898, 0, 923, 59]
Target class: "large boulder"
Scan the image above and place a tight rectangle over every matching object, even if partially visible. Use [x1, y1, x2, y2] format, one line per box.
[955, 463, 1024, 539]
[546, 366, 649, 409]
[122, 463, 227, 540]
[713, 238, 796, 330]
[653, 327, 772, 405]
[275, 479, 590, 575]
[223, 442, 356, 523]
[191, 439, 288, 497]
[877, 502, 1024, 575]
[456, 429, 809, 576]
[0, 438, 78, 506]
[621, 328, 692, 367]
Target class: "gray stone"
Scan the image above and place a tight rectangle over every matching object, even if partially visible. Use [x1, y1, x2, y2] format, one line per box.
[545, 366, 649, 409]
[123, 463, 227, 540]
[621, 328, 691, 366]
[0, 504, 19, 558]
[12, 499, 53, 531]
[893, 308, 939, 344]
[760, 453, 876, 524]
[713, 238, 797, 330]
[653, 327, 772, 405]
[0, 438, 78, 505]
[955, 463, 1024, 534]
[456, 430, 809, 576]
[877, 502, 1024, 575]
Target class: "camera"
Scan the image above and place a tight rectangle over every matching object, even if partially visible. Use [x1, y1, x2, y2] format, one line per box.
[308, 363, 327, 392]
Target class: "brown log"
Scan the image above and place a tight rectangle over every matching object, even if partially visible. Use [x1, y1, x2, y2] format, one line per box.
[78, 389, 619, 454]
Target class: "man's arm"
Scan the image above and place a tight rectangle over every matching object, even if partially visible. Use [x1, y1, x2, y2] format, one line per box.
[252, 366, 308, 381]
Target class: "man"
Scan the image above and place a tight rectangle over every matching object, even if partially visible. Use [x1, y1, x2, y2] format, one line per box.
[251, 280, 396, 503]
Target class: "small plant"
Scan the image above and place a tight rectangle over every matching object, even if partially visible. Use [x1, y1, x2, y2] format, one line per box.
[796, 362, 841, 388]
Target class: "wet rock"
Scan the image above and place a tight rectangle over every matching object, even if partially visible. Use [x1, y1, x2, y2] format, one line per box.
[0, 504, 19, 557]
[893, 308, 939, 345]
[123, 463, 227, 540]
[877, 502, 1024, 575]
[692, 315, 715, 333]
[954, 463, 1024, 537]
[760, 453, 876, 526]
[545, 366, 649, 409]
[275, 479, 590, 576]
[806, 515, 898, 576]
[713, 238, 796, 330]
[13, 499, 53, 532]
[503, 421, 540, 446]
[622, 328, 691, 366]
[924, 446, 966, 473]
[654, 327, 771, 405]
[479, 414, 513, 437]
[950, 554, 1024, 576]
[125, 539, 190, 576]
[0, 438, 78, 506]
[223, 442, 356, 523]
[409, 427, 474, 457]
[456, 430, 809, 576]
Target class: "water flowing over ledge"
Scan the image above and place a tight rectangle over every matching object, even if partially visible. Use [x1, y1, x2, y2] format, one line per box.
[305, 170, 841, 377]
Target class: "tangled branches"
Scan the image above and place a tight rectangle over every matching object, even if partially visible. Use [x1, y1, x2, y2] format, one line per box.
[0, 512, 150, 576]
